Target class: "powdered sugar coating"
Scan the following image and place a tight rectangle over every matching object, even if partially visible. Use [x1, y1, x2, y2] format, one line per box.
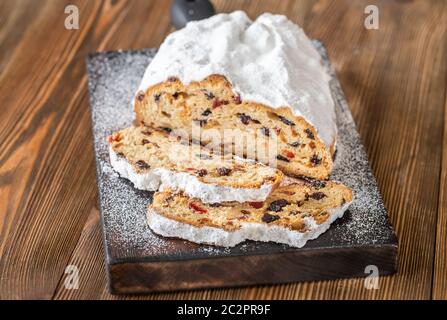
[109, 146, 274, 203]
[87, 43, 396, 261]
[109, 146, 161, 190]
[136, 11, 336, 148]
[148, 202, 351, 248]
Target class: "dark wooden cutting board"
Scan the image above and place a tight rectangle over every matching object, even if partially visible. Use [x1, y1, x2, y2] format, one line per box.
[87, 43, 398, 294]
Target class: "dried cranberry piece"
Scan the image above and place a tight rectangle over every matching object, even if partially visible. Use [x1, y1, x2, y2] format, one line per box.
[285, 151, 295, 159]
[217, 167, 232, 176]
[189, 202, 208, 214]
[310, 154, 322, 166]
[309, 192, 326, 200]
[212, 98, 229, 108]
[135, 160, 150, 170]
[304, 128, 315, 139]
[267, 199, 290, 212]
[276, 154, 290, 162]
[278, 115, 295, 126]
[201, 109, 212, 116]
[212, 98, 222, 108]
[249, 202, 264, 209]
[262, 213, 280, 223]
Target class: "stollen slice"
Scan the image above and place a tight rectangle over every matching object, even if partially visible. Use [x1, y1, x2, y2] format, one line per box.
[108, 125, 283, 203]
[147, 179, 353, 248]
[134, 75, 333, 180]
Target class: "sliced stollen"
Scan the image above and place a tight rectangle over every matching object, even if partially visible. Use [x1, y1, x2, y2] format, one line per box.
[134, 75, 333, 180]
[134, 11, 337, 180]
[108, 125, 283, 203]
[147, 179, 353, 248]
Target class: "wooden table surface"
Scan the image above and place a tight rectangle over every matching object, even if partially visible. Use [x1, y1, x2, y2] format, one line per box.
[0, 0, 446, 300]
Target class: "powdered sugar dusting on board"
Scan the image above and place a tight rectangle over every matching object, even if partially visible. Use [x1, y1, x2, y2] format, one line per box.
[315, 40, 395, 245]
[87, 44, 396, 263]
[88, 50, 231, 258]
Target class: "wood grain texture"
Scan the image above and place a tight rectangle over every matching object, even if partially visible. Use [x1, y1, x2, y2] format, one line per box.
[1, 0, 446, 299]
[0, 0, 172, 299]
[433, 75, 447, 299]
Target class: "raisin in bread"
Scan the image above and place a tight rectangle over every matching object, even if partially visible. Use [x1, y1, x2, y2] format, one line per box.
[134, 75, 333, 180]
[147, 179, 353, 248]
[108, 125, 283, 203]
